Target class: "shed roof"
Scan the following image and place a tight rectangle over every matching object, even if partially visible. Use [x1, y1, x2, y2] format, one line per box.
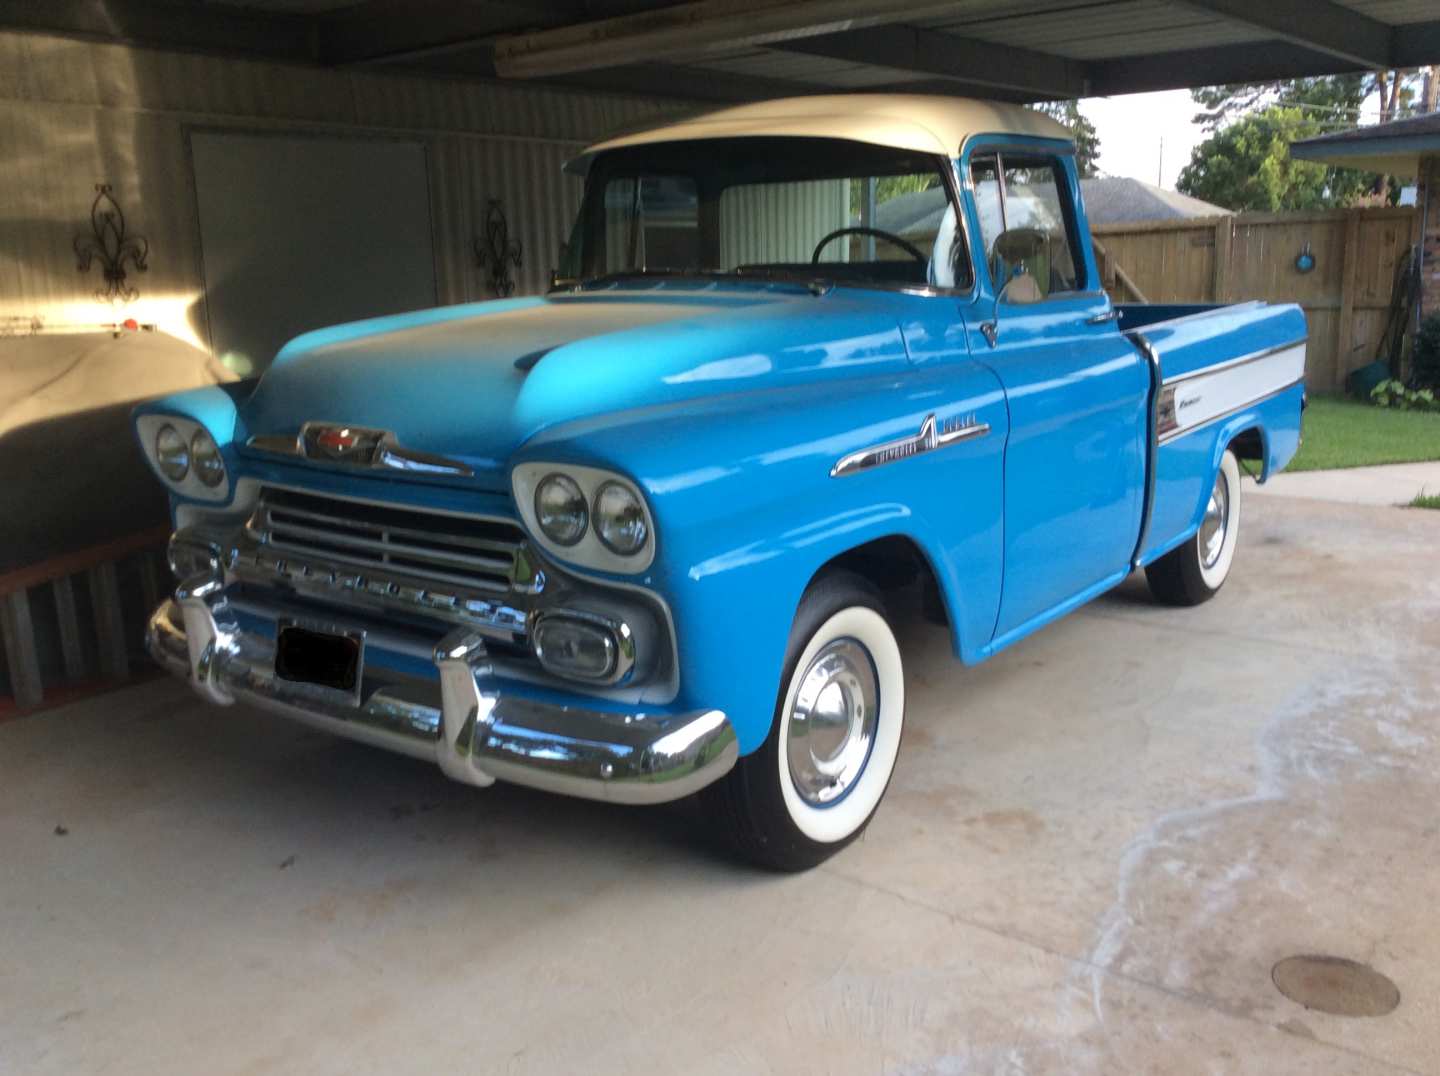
[1291, 111, 1440, 179]
[566, 94, 1067, 173]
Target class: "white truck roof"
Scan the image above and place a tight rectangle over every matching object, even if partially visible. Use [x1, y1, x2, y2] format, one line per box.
[566, 94, 1070, 174]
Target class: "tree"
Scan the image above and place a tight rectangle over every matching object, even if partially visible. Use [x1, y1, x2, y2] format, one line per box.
[1177, 106, 1372, 212]
[1035, 100, 1101, 177]
[1191, 75, 1369, 132]
[1181, 73, 1424, 210]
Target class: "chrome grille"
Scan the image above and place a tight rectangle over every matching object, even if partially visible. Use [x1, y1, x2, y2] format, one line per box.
[248, 488, 524, 596]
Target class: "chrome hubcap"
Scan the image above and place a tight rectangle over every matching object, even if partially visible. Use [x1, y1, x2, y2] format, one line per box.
[1200, 470, 1230, 569]
[786, 638, 879, 806]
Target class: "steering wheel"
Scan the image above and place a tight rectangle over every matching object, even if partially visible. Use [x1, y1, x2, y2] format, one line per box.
[811, 227, 928, 265]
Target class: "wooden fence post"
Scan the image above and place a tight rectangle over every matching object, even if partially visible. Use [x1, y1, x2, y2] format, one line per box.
[1336, 210, 1362, 384]
[1213, 217, 1233, 303]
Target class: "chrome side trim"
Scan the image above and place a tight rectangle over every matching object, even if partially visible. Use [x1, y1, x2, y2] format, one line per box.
[146, 596, 735, 805]
[1160, 337, 1308, 387]
[831, 413, 990, 478]
[1157, 377, 1305, 446]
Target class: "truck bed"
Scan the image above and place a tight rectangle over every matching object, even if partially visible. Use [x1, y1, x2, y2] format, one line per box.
[1117, 299, 1308, 567]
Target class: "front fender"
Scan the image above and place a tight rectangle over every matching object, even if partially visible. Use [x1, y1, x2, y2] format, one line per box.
[516, 364, 1007, 753]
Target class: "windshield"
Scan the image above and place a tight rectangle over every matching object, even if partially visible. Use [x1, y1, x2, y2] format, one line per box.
[560, 137, 968, 291]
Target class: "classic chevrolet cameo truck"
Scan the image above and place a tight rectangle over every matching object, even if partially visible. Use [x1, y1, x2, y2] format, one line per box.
[137, 96, 1304, 869]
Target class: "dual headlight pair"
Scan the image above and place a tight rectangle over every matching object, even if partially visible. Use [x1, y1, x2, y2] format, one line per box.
[535, 474, 647, 556]
[513, 463, 655, 574]
[137, 413, 231, 502]
[155, 424, 226, 488]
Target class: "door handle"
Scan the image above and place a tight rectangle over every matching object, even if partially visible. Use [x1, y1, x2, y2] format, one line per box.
[1086, 309, 1121, 325]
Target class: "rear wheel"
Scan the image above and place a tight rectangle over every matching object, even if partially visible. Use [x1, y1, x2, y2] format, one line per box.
[704, 572, 905, 871]
[1145, 449, 1241, 606]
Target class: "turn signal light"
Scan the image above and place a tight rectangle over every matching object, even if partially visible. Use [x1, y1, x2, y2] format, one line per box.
[533, 615, 620, 683]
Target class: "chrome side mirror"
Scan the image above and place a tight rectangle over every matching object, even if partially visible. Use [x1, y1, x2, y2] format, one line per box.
[980, 265, 1041, 348]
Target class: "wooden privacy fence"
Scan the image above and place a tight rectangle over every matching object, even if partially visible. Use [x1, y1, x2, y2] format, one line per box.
[1093, 207, 1417, 393]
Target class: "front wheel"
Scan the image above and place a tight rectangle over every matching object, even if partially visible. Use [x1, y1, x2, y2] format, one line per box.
[704, 572, 905, 871]
[1145, 449, 1242, 606]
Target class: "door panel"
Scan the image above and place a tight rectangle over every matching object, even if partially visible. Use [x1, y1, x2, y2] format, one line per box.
[964, 145, 1149, 642]
[975, 300, 1149, 637]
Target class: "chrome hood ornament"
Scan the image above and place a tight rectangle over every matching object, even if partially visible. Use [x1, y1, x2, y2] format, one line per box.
[247, 422, 473, 477]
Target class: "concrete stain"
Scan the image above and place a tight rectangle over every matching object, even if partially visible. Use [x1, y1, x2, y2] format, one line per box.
[963, 808, 1046, 839]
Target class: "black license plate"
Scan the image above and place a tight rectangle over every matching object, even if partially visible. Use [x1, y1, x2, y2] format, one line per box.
[275, 625, 362, 693]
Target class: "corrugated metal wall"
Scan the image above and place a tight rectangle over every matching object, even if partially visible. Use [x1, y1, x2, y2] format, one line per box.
[720, 181, 852, 266]
[0, 31, 690, 350]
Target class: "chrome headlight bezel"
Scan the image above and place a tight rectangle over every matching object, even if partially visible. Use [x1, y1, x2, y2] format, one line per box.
[136, 414, 232, 502]
[512, 462, 656, 574]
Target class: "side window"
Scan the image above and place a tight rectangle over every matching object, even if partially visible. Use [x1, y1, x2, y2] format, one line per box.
[968, 152, 1083, 301]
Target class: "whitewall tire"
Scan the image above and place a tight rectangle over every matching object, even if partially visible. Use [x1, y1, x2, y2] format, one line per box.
[704, 572, 905, 871]
[1145, 448, 1242, 606]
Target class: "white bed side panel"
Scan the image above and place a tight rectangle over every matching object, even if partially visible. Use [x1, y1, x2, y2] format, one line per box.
[1161, 343, 1305, 442]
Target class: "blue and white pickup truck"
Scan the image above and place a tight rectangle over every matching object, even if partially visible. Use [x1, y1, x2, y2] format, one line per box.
[137, 96, 1305, 869]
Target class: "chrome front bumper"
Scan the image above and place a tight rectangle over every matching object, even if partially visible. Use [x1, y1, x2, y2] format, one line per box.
[145, 582, 737, 805]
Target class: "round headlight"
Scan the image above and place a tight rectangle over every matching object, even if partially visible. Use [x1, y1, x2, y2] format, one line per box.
[594, 481, 648, 556]
[190, 428, 225, 488]
[155, 424, 189, 482]
[534, 473, 588, 546]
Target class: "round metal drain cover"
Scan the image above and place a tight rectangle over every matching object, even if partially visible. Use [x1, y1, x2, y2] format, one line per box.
[1272, 956, 1400, 1017]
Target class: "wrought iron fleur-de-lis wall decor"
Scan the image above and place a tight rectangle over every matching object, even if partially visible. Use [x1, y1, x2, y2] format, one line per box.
[474, 199, 522, 297]
[74, 183, 149, 304]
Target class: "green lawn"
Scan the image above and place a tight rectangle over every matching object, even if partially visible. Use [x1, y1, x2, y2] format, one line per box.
[1281, 396, 1440, 473]
[1412, 494, 1440, 510]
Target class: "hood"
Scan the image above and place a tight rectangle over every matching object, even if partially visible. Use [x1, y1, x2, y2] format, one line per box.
[239, 285, 913, 489]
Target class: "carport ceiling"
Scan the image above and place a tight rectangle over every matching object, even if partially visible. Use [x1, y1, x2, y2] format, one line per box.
[6, 0, 1440, 103]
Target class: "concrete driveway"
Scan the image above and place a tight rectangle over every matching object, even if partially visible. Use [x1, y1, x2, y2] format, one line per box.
[3, 494, 1438, 1075]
